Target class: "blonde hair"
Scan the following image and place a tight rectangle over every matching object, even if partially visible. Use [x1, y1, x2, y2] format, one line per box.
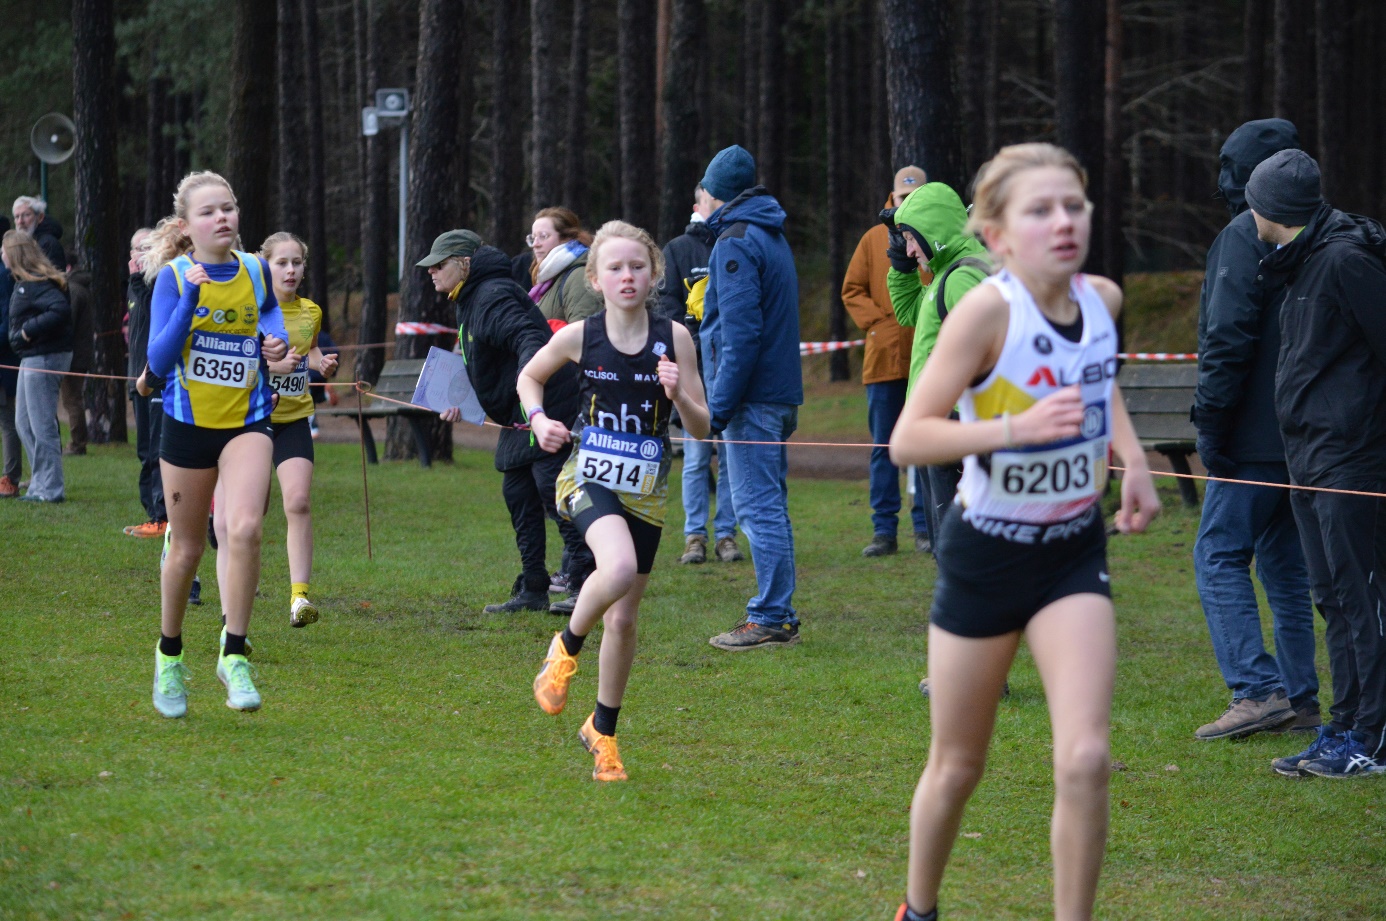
[585, 220, 666, 310]
[965, 143, 1089, 239]
[2, 230, 67, 289]
[260, 231, 308, 263]
[143, 171, 240, 284]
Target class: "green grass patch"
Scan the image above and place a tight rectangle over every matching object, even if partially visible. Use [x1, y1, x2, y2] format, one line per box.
[1, 441, 1382, 920]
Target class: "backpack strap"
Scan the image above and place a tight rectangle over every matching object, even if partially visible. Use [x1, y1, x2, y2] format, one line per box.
[935, 257, 992, 323]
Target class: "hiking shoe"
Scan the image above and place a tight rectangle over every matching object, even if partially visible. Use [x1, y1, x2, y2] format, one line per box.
[579, 712, 627, 782]
[1194, 693, 1295, 740]
[1301, 732, 1386, 779]
[549, 592, 578, 616]
[862, 534, 898, 557]
[217, 654, 261, 711]
[0, 476, 17, 498]
[290, 596, 319, 628]
[483, 588, 549, 614]
[535, 632, 580, 714]
[914, 531, 932, 554]
[549, 570, 570, 594]
[126, 520, 168, 539]
[152, 647, 190, 719]
[714, 536, 745, 562]
[1268, 700, 1323, 734]
[895, 904, 938, 921]
[919, 676, 1010, 698]
[188, 575, 202, 606]
[679, 534, 707, 565]
[708, 621, 800, 651]
[1272, 726, 1343, 777]
[218, 627, 252, 657]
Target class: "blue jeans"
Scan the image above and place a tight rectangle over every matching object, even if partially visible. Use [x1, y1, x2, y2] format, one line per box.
[1194, 463, 1318, 705]
[866, 380, 929, 537]
[682, 433, 737, 540]
[722, 402, 798, 627]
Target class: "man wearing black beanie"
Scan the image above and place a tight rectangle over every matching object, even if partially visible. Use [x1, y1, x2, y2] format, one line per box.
[1248, 148, 1386, 778]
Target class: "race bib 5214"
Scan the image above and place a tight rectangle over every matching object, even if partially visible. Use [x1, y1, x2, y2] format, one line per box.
[575, 426, 662, 496]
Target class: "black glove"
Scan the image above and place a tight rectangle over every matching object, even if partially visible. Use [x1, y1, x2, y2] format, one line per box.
[1196, 434, 1236, 479]
[881, 209, 916, 275]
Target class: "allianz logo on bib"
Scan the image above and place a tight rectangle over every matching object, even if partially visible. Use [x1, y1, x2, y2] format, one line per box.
[584, 430, 641, 455]
[192, 331, 257, 357]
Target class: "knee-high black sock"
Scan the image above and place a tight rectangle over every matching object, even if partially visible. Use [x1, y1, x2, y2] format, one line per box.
[561, 626, 586, 657]
[159, 633, 183, 657]
[593, 700, 620, 736]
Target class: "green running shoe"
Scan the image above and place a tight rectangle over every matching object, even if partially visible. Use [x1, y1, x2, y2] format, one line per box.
[216, 654, 261, 711]
[152, 647, 190, 718]
[219, 627, 253, 657]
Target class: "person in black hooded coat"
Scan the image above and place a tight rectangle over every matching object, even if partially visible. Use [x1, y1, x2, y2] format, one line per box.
[1188, 119, 1319, 744]
[417, 231, 593, 614]
[1247, 149, 1386, 778]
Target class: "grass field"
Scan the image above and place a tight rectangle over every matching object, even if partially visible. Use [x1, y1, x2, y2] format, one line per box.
[1, 439, 1383, 920]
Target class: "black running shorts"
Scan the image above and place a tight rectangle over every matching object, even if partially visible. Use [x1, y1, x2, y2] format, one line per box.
[929, 503, 1110, 638]
[569, 481, 663, 575]
[272, 417, 315, 467]
[161, 415, 274, 470]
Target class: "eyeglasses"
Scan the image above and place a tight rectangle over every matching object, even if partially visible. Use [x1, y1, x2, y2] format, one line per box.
[526, 231, 555, 248]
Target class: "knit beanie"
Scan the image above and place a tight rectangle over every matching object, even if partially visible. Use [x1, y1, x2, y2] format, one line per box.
[1244, 149, 1322, 226]
[700, 145, 757, 202]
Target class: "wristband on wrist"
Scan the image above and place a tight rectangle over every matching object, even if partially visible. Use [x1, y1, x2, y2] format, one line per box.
[527, 405, 545, 423]
[1001, 411, 1015, 448]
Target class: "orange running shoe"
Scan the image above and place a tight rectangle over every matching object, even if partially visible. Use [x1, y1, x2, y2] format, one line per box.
[0, 476, 17, 498]
[533, 632, 579, 715]
[579, 712, 627, 782]
[126, 520, 168, 539]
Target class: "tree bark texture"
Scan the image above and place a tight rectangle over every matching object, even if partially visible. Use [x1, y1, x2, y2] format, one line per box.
[386, 0, 466, 462]
[658, 0, 704, 243]
[826, 3, 849, 382]
[619, 0, 658, 233]
[1242, 0, 1270, 121]
[144, 70, 167, 226]
[278, 0, 309, 233]
[72, 0, 126, 443]
[300, 0, 331, 317]
[356, 0, 390, 387]
[1102, 0, 1124, 289]
[757, 0, 785, 193]
[1054, 0, 1107, 275]
[491, 0, 527, 252]
[1316, 0, 1350, 207]
[563, 0, 591, 216]
[531, 0, 563, 211]
[881, 0, 964, 193]
[226, 0, 277, 249]
[741, 0, 761, 149]
[1274, 0, 1316, 152]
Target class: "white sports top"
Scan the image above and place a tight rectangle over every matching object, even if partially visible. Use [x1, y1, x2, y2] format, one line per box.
[954, 269, 1119, 535]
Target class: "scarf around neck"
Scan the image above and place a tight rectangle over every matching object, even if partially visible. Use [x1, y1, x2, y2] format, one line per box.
[529, 239, 587, 302]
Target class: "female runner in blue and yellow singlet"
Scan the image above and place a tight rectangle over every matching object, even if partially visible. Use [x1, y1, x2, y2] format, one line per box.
[143, 171, 289, 719]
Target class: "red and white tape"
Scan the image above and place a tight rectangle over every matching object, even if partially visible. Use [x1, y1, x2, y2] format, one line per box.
[799, 339, 865, 355]
[1116, 352, 1197, 361]
[395, 322, 456, 336]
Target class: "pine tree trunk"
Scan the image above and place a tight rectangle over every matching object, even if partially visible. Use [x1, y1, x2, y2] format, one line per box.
[757, 0, 785, 193]
[1316, 0, 1350, 207]
[72, 0, 126, 443]
[301, 0, 331, 321]
[619, 0, 658, 232]
[356, 0, 389, 387]
[144, 70, 166, 226]
[1102, 0, 1124, 288]
[658, 0, 704, 243]
[1054, 0, 1107, 274]
[742, 0, 761, 148]
[1242, 0, 1270, 122]
[563, 0, 590, 216]
[1274, 0, 1316, 152]
[387, 0, 465, 463]
[278, 0, 309, 233]
[826, 3, 849, 382]
[491, 0, 526, 253]
[881, 0, 965, 192]
[226, 0, 277, 251]
[531, 0, 563, 211]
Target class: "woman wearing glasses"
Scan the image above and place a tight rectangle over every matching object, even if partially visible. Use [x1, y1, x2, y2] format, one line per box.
[528, 207, 602, 330]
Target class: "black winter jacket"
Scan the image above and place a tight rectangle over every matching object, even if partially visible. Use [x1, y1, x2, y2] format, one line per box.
[1269, 204, 1386, 488]
[8, 278, 73, 358]
[127, 271, 153, 389]
[64, 269, 94, 372]
[453, 245, 581, 471]
[1193, 118, 1301, 467]
[32, 215, 67, 271]
[657, 219, 716, 325]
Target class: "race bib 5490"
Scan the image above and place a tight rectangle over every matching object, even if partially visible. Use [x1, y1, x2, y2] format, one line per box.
[270, 357, 309, 396]
[575, 426, 662, 496]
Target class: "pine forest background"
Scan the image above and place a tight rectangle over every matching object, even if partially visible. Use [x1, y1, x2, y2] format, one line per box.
[4, 0, 1385, 458]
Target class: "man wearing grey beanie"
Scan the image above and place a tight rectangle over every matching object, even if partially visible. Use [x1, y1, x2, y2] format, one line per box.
[1248, 148, 1386, 779]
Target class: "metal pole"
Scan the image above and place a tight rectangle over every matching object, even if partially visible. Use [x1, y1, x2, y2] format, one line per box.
[40, 162, 48, 202]
[397, 122, 408, 281]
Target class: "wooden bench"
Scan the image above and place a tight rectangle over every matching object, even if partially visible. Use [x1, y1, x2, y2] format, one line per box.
[316, 358, 437, 467]
[1116, 362, 1200, 507]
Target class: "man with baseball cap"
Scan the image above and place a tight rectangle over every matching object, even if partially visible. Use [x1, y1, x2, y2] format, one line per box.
[841, 167, 932, 558]
[418, 230, 592, 616]
[1247, 150, 1386, 778]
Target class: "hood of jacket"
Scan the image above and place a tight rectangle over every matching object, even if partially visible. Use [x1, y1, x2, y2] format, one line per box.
[1217, 118, 1300, 217]
[460, 245, 515, 292]
[1263, 204, 1386, 276]
[34, 214, 64, 241]
[682, 219, 717, 246]
[708, 186, 786, 235]
[893, 182, 977, 275]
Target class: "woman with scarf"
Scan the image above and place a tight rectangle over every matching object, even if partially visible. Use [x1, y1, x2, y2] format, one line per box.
[528, 207, 602, 329]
